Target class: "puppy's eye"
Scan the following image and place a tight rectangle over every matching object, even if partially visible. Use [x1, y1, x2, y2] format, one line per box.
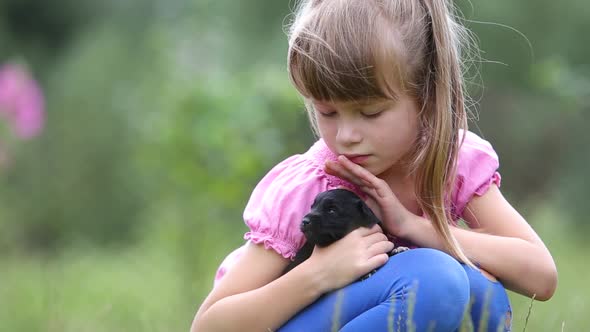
[327, 207, 337, 214]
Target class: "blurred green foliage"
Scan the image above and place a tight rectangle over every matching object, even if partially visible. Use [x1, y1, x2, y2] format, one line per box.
[0, 0, 588, 330]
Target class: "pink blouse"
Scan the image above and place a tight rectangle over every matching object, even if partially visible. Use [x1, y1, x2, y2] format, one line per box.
[213, 130, 501, 285]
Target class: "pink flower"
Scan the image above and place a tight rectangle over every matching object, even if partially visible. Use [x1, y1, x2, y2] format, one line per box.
[0, 63, 45, 139]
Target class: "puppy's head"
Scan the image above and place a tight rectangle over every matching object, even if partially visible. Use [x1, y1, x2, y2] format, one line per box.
[300, 189, 381, 247]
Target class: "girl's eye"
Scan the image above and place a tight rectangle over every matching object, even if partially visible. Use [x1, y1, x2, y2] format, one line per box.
[361, 111, 383, 118]
[318, 111, 337, 118]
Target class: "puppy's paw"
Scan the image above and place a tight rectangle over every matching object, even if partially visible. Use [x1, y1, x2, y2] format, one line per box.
[389, 246, 410, 256]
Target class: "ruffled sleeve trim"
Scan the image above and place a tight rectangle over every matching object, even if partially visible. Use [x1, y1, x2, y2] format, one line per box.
[244, 231, 299, 260]
[474, 171, 502, 197]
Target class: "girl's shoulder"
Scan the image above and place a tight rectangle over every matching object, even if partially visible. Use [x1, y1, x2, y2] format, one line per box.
[451, 130, 502, 220]
[243, 139, 356, 259]
[457, 129, 498, 161]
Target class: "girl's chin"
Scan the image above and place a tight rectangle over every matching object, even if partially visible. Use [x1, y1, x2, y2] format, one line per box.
[363, 164, 386, 176]
[372, 161, 407, 178]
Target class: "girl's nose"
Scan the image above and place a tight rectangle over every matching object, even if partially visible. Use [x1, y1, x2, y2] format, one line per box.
[336, 121, 362, 145]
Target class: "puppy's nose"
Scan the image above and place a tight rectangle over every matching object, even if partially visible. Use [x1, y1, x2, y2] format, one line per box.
[301, 217, 311, 230]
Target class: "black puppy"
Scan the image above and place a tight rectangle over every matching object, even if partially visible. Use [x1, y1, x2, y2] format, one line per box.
[284, 189, 409, 276]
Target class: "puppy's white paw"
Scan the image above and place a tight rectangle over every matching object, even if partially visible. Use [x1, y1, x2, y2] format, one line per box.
[389, 246, 410, 256]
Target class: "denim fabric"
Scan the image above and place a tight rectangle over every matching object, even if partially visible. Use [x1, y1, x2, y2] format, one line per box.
[278, 248, 512, 332]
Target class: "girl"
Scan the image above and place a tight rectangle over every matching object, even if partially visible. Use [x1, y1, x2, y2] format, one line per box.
[191, 0, 557, 331]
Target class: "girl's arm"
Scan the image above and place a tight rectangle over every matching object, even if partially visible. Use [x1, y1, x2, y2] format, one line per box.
[400, 184, 557, 301]
[325, 156, 557, 301]
[191, 242, 317, 332]
[191, 225, 393, 332]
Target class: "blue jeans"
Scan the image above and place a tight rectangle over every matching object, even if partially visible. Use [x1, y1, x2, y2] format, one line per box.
[279, 248, 512, 332]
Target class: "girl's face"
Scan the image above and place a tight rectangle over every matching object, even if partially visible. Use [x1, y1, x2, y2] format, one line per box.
[312, 95, 420, 177]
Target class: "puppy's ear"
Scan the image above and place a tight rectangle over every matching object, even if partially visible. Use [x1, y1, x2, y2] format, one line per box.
[357, 200, 381, 226]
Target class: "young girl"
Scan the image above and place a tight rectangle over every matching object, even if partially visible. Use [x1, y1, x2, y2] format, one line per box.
[191, 0, 557, 331]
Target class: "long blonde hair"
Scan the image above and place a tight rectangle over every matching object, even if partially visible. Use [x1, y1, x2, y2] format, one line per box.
[287, 0, 474, 265]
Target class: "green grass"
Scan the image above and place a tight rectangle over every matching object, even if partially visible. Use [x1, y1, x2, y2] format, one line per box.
[0, 206, 586, 331]
[0, 246, 193, 332]
[507, 208, 588, 331]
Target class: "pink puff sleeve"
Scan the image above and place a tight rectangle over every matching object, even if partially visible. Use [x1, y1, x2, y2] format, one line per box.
[243, 154, 330, 260]
[451, 130, 502, 221]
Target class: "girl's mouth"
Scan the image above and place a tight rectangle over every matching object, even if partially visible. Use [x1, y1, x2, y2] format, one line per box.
[343, 154, 370, 164]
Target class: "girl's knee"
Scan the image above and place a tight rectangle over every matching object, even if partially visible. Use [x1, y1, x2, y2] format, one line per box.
[463, 266, 512, 331]
[393, 249, 469, 291]
[470, 287, 512, 332]
[380, 249, 469, 330]
[408, 248, 469, 301]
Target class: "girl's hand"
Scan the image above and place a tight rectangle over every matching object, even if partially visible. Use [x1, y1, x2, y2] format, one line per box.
[325, 155, 412, 237]
[305, 224, 394, 293]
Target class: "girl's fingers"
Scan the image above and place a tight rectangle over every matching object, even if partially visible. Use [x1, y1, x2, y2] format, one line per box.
[327, 157, 388, 198]
[363, 230, 389, 246]
[353, 223, 383, 237]
[325, 161, 362, 186]
[337, 156, 378, 185]
[360, 178, 395, 202]
[326, 158, 373, 188]
[361, 185, 391, 212]
[337, 156, 393, 197]
[365, 253, 389, 270]
[368, 240, 395, 256]
[328, 156, 400, 206]
[360, 185, 379, 200]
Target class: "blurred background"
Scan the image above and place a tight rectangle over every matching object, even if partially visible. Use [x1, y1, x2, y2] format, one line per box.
[0, 0, 588, 331]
